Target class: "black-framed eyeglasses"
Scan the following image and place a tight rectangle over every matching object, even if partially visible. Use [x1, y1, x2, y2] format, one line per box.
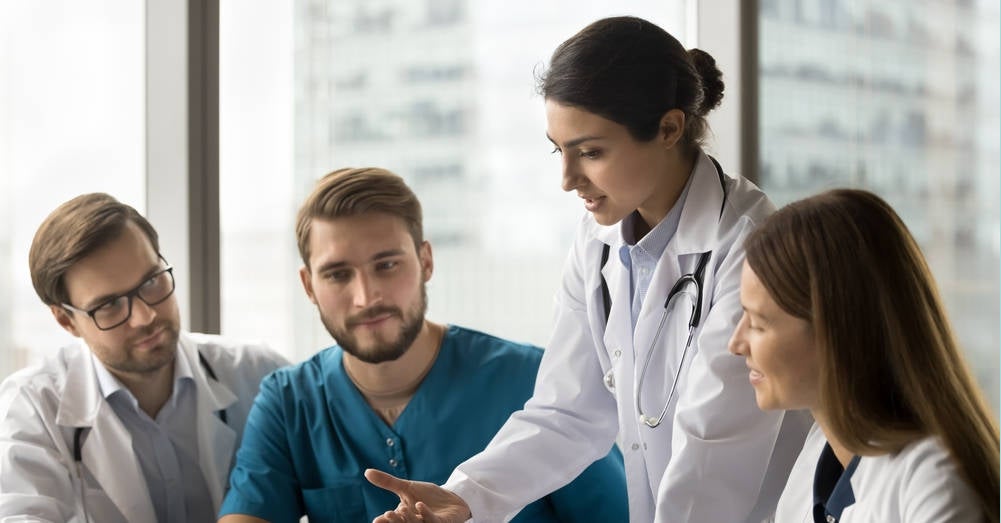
[61, 259, 176, 331]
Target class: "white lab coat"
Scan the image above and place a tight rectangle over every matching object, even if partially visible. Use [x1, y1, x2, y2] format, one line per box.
[776, 423, 983, 522]
[0, 332, 288, 523]
[446, 152, 812, 523]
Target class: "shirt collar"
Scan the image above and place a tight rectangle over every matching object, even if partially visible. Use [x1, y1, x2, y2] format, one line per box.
[812, 442, 861, 523]
[592, 150, 724, 253]
[90, 339, 193, 408]
[620, 164, 696, 261]
[91, 351, 126, 401]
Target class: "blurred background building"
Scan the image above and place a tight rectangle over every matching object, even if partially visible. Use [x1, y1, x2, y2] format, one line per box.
[2, 0, 997, 412]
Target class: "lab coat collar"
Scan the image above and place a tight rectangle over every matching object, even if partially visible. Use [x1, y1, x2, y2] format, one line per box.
[668, 151, 727, 255]
[181, 332, 238, 414]
[55, 341, 158, 523]
[54, 341, 102, 428]
[54, 332, 237, 426]
[54, 332, 239, 516]
[180, 332, 238, 509]
[589, 151, 727, 256]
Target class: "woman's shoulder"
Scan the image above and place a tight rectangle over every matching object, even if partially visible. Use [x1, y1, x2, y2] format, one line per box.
[719, 173, 775, 229]
[864, 435, 956, 477]
[852, 436, 981, 519]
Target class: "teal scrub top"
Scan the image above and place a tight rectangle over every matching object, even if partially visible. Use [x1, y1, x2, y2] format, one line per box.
[220, 325, 628, 523]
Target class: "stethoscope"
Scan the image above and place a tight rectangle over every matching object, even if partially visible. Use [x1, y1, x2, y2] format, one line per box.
[72, 351, 227, 522]
[599, 156, 727, 429]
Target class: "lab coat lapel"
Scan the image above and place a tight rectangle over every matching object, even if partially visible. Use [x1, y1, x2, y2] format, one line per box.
[630, 153, 726, 402]
[672, 152, 726, 256]
[652, 152, 727, 335]
[181, 336, 237, 510]
[55, 343, 157, 523]
[595, 225, 634, 368]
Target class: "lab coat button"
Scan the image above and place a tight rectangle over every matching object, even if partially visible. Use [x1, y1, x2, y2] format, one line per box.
[603, 370, 615, 390]
[630, 443, 639, 451]
[613, 349, 621, 358]
[826, 515, 835, 523]
[386, 438, 395, 447]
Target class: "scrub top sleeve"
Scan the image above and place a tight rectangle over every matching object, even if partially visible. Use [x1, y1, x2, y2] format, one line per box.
[544, 445, 629, 522]
[655, 234, 792, 522]
[0, 385, 78, 521]
[219, 375, 303, 523]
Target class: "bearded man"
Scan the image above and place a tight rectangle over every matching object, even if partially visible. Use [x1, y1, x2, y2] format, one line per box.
[219, 167, 627, 523]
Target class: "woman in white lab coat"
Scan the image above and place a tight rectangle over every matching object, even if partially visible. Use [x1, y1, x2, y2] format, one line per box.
[366, 16, 810, 523]
[729, 189, 999, 522]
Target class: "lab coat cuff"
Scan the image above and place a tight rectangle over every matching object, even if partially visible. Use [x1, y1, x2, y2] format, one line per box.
[443, 474, 497, 523]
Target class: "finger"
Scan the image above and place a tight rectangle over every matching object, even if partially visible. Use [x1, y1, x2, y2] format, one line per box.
[373, 511, 396, 523]
[366, 468, 411, 497]
[415, 502, 443, 523]
[397, 505, 421, 523]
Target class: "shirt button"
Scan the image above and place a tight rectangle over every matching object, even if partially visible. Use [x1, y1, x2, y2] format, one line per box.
[631, 443, 639, 451]
[386, 438, 395, 447]
[613, 349, 621, 358]
[389, 459, 398, 467]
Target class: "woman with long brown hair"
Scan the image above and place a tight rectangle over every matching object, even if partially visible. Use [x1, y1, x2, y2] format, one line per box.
[729, 188, 999, 522]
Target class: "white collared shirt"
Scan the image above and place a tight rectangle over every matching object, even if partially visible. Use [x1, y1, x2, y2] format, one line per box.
[92, 347, 214, 523]
[619, 168, 694, 331]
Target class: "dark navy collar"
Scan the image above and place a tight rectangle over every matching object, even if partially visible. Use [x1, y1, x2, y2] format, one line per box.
[812, 443, 861, 523]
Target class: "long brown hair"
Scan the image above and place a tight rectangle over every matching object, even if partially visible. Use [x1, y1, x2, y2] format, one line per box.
[746, 189, 998, 520]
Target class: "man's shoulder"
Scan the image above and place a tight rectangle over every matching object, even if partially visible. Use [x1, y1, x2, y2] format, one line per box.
[253, 345, 341, 395]
[445, 325, 544, 369]
[0, 343, 81, 412]
[183, 331, 290, 379]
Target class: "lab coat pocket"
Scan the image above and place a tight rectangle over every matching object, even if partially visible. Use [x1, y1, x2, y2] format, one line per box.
[81, 487, 127, 523]
[302, 484, 366, 523]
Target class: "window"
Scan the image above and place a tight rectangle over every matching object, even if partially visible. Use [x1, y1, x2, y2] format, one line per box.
[0, 0, 145, 378]
[758, 0, 1000, 412]
[219, 1, 688, 361]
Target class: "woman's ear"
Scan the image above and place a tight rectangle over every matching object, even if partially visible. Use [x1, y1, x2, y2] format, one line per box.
[659, 109, 686, 150]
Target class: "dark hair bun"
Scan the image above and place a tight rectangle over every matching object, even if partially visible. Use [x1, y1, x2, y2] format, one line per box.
[688, 48, 724, 116]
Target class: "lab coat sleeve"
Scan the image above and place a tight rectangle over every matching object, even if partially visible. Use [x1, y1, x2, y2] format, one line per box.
[219, 373, 304, 523]
[654, 221, 792, 523]
[445, 225, 621, 522]
[0, 378, 80, 522]
[544, 444, 629, 523]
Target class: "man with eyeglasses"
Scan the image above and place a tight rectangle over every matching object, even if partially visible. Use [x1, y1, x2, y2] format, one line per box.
[0, 193, 289, 523]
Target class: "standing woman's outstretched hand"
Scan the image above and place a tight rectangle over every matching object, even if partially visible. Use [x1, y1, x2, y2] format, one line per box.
[365, 468, 473, 523]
